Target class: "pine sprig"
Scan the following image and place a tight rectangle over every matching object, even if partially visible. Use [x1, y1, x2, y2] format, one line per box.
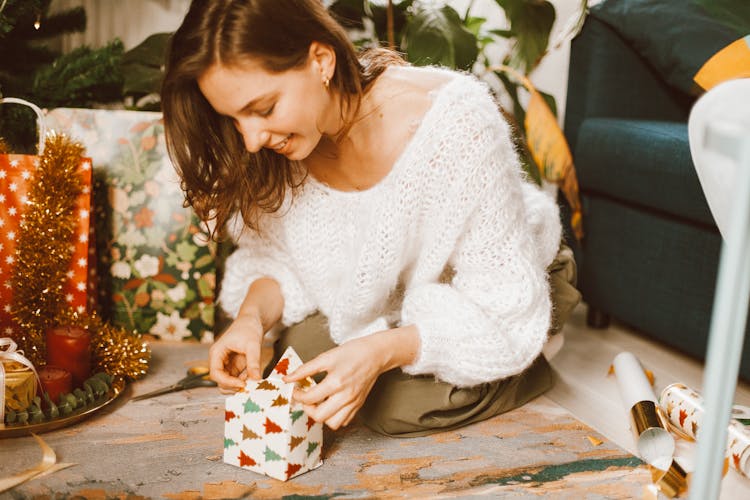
[33, 39, 125, 107]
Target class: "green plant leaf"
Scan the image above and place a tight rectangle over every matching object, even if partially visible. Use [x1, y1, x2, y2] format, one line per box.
[121, 32, 171, 97]
[693, 0, 750, 36]
[404, 4, 479, 70]
[539, 90, 557, 118]
[489, 28, 514, 38]
[464, 16, 487, 37]
[369, 0, 414, 49]
[328, 0, 368, 30]
[494, 0, 555, 74]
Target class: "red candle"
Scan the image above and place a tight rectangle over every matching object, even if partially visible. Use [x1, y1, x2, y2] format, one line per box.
[46, 325, 91, 388]
[38, 365, 73, 405]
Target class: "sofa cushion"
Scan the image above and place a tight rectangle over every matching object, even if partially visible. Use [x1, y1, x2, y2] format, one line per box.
[591, 0, 750, 95]
[574, 118, 715, 226]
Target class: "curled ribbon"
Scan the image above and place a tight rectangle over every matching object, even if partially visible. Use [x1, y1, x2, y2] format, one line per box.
[0, 337, 42, 427]
[0, 433, 75, 493]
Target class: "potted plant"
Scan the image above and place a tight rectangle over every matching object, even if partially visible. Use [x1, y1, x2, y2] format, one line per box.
[329, 0, 588, 239]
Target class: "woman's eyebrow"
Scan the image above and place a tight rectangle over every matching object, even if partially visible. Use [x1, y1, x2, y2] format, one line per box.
[238, 92, 276, 114]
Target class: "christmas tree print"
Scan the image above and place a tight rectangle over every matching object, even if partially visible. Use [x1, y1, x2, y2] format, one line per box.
[225, 410, 237, 422]
[242, 426, 260, 440]
[224, 437, 237, 449]
[257, 380, 278, 391]
[271, 395, 288, 407]
[307, 416, 316, 430]
[291, 409, 304, 423]
[307, 441, 319, 457]
[286, 463, 302, 479]
[273, 357, 290, 375]
[264, 446, 283, 461]
[239, 450, 256, 467]
[244, 397, 261, 413]
[264, 417, 282, 434]
[290, 435, 305, 451]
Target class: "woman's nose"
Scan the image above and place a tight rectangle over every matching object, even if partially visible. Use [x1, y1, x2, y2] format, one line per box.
[236, 119, 269, 153]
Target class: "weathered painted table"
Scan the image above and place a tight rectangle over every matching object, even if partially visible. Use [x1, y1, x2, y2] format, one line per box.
[1, 341, 648, 499]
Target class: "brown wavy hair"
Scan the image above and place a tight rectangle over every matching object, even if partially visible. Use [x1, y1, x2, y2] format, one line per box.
[162, 0, 404, 238]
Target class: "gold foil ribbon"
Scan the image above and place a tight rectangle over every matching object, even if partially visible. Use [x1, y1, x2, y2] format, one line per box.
[0, 433, 75, 493]
[650, 460, 689, 498]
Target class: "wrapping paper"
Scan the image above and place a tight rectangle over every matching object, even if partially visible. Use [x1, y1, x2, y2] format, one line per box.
[45, 109, 216, 342]
[612, 352, 687, 497]
[613, 352, 675, 468]
[660, 382, 750, 478]
[224, 347, 323, 481]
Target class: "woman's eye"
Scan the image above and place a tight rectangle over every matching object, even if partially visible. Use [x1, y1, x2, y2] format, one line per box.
[259, 104, 275, 117]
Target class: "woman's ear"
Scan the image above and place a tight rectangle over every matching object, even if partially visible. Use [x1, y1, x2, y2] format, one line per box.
[308, 41, 336, 82]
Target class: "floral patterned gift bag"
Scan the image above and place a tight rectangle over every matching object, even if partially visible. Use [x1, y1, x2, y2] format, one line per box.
[46, 109, 217, 343]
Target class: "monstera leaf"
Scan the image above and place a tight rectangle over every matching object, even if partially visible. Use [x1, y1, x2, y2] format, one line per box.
[493, 0, 555, 74]
[403, 4, 479, 70]
[121, 32, 171, 105]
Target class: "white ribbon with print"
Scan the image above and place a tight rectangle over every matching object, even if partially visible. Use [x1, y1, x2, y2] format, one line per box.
[660, 382, 750, 478]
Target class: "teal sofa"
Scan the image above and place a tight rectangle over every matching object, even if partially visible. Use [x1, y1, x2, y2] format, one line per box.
[563, 3, 750, 380]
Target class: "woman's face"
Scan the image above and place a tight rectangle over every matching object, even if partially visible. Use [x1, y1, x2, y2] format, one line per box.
[197, 45, 337, 161]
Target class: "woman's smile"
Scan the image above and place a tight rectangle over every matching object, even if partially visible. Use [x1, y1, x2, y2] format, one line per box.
[270, 134, 292, 154]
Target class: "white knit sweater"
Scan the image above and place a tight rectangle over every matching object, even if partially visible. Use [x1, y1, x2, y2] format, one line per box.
[219, 69, 562, 387]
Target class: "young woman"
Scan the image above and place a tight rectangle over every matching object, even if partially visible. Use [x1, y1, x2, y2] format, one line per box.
[162, 0, 580, 437]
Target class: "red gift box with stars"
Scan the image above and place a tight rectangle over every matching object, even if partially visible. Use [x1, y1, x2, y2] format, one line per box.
[0, 153, 93, 337]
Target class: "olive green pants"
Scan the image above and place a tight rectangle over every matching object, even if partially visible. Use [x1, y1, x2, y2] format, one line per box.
[271, 244, 581, 437]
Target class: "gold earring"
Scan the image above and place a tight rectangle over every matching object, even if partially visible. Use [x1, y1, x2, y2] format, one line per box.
[323, 76, 330, 89]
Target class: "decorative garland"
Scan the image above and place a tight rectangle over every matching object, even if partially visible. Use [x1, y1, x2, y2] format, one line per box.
[9, 133, 149, 380]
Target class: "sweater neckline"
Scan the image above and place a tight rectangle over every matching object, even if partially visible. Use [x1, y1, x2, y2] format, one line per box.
[305, 70, 464, 198]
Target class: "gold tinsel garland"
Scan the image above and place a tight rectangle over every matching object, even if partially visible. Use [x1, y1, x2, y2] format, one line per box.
[9, 133, 150, 380]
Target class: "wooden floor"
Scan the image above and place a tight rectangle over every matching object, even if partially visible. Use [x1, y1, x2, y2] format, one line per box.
[548, 303, 750, 499]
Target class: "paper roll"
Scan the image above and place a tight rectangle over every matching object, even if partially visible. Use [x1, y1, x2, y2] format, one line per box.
[613, 352, 675, 470]
[614, 352, 659, 408]
[660, 382, 750, 478]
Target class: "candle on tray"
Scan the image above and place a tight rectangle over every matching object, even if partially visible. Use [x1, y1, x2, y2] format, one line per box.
[46, 325, 91, 388]
[38, 365, 72, 405]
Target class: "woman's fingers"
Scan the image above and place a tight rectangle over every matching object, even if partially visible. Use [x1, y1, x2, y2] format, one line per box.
[292, 376, 338, 405]
[209, 345, 246, 390]
[303, 397, 358, 430]
[284, 354, 327, 383]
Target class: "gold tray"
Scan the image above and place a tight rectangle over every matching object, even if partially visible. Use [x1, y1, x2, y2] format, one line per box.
[0, 377, 126, 438]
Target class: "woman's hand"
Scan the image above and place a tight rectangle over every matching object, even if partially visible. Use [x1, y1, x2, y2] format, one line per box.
[284, 325, 419, 430]
[209, 314, 265, 391]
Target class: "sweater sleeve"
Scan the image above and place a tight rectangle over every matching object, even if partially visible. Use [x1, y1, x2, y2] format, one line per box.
[400, 86, 558, 387]
[218, 215, 316, 327]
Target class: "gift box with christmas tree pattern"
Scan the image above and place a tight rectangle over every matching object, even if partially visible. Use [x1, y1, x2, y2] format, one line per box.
[224, 347, 324, 481]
